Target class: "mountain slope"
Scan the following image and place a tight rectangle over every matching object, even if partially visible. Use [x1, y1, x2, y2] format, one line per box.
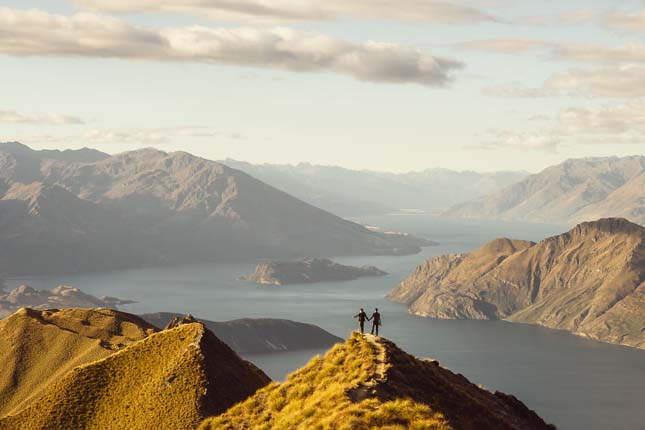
[140, 312, 342, 354]
[389, 218, 645, 349]
[0, 142, 428, 275]
[223, 159, 527, 215]
[200, 333, 554, 430]
[0, 313, 270, 430]
[0, 308, 156, 417]
[446, 156, 645, 225]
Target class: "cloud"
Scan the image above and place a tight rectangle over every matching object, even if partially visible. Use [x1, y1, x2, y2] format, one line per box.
[483, 83, 553, 98]
[456, 38, 551, 54]
[557, 102, 645, 136]
[470, 130, 560, 152]
[14, 126, 243, 146]
[545, 66, 645, 97]
[0, 108, 84, 125]
[0, 8, 463, 86]
[604, 11, 645, 32]
[69, 0, 498, 24]
[475, 101, 645, 153]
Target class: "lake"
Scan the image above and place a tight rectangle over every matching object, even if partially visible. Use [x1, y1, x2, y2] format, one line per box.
[8, 215, 645, 430]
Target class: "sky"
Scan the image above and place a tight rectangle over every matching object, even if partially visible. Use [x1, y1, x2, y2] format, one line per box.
[1, 0, 645, 173]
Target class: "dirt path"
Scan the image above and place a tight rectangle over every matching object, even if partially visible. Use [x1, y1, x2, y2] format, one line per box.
[348, 334, 388, 402]
[363, 334, 387, 382]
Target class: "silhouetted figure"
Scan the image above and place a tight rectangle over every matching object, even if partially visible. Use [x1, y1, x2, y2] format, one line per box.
[370, 308, 381, 336]
[353, 308, 369, 334]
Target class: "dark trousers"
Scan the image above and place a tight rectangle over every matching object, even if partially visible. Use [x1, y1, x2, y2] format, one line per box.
[371, 323, 379, 336]
[359, 321, 365, 334]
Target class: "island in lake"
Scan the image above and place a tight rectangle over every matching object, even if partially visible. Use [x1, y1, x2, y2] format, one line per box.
[244, 257, 388, 285]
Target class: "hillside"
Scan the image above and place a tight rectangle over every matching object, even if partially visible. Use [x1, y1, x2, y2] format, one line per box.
[200, 333, 554, 430]
[140, 312, 342, 354]
[0, 142, 428, 276]
[243, 257, 387, 285]
[0, 308, 156, 417]
[223, 159, 527, 215]
[446, 156, 645, 226]
[388, 218, 645, 349]
[0, 310, 270, 430]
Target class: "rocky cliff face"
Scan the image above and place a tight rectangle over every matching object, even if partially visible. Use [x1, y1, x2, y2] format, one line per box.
[244, 257, 387, 285]
[0, 308, 270, 430]
[446, 156, 645, 226]
[389, 218, 645, 349]
[0, 142, 428, 276]
[200, 333, 554, 430]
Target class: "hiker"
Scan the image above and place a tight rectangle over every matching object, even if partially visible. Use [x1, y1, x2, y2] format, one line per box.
[370, 308, 381, 336]
[353, 308, 369, 334]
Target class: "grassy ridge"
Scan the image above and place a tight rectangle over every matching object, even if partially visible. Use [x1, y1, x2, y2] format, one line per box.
[0, 318, 269, 430]
[0, 308, 155, 417]
[200, 333, 450, 430]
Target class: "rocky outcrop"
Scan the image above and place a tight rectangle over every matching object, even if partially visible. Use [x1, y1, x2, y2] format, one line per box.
[141, 312, 342, 354]
[0, 308, 270, 430]
[200, 333, 554, 430]
[0, 142, 429, 276]
[389, 218, 645, 349]
[244, 257, 387, 285]
[446, 156, 645, 226]
[0, 285, 135, 318]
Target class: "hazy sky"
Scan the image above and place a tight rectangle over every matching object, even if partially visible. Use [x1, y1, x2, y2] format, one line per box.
[2, 0, 645, 172]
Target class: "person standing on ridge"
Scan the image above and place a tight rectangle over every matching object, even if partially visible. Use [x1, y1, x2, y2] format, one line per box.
[370, 308, 381, 336]
[353, 308, 369, 334]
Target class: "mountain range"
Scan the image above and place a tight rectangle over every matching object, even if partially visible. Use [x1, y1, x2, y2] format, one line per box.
[0, 142, 429, 276]
[0, 308, 554, 430]
[388, 218, 645, 349]
[446, 156, 645, 226]
[222, 159, 527, 215]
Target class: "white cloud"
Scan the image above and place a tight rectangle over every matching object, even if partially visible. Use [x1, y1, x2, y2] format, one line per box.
[70, 0, 498, 24]
[545, 66, 645, 97]
[604, 11, 645, 32]
[456, 38, 551, 54]
[475, 101, 645, 153]
[0, 108, 84, 125]
[14, 127, 243, 146]
[471, 130, 560, 152]
[0, 8, 462, 86]
[483, 82, 553, 98]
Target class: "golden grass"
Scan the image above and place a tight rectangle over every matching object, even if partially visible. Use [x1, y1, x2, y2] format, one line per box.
[200, 333, 451, 430]
[0, 308, 155, 417]
[0, 323, 216, 430]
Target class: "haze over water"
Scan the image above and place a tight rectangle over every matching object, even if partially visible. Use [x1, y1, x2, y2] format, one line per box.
[9, 215, 645, 430]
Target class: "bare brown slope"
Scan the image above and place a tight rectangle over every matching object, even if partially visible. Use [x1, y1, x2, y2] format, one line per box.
[389, 218, 645, 349]
[200, 333, 553, 430]
[0, 320, 269, 430]
[0, 308, 156, 417]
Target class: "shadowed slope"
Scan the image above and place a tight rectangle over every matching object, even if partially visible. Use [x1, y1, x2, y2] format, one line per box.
[0, 308, 156, 417]
[140, 312, 342, 354]
[0, 320, 270, 430]
[200, 333, 554, 430]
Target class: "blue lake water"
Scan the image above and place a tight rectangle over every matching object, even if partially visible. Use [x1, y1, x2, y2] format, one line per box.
[8, 215, 645, 430]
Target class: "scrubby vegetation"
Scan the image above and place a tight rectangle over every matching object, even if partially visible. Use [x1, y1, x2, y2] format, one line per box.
[200, 333, 451, 430]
